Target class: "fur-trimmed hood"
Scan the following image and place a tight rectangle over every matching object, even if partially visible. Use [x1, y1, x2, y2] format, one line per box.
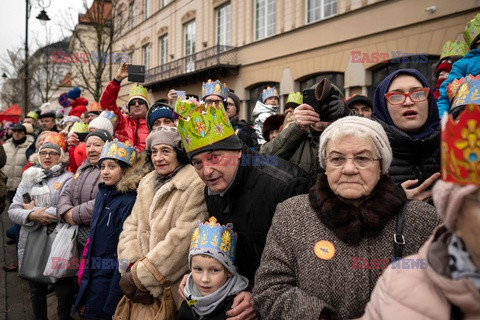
[115, 152, 151, 193]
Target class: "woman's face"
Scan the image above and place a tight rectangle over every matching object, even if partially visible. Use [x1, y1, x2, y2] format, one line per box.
[151, 144, 180, 176]
[39, 147, 61, 170]
[325, 135, 381, 205]
[455, 189, 480, 269]
[386, 75, 429, 133]
[100, 159, 123, 186]
[86, 136, 105, 165]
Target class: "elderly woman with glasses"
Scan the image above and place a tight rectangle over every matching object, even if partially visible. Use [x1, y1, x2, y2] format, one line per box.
[373, 69, 441, 201]
[253, 116, 440, 320]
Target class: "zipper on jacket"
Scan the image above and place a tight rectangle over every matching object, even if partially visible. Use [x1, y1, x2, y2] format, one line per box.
[135, 119, 139, 146]
[106, 206, 111, 226]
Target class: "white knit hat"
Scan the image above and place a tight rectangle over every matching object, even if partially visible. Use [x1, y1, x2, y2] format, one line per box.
[89, 116, 114, 136]
[318, 116, 392, 174]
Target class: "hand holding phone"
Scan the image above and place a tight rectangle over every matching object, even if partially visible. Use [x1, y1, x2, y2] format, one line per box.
[128, 65, 146, 83]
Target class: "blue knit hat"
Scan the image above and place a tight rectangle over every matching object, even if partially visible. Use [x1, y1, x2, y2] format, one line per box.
[67, 87, 81, 100]
[146, 102, 177, 131]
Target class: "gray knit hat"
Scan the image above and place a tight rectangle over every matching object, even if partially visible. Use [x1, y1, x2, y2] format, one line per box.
[318, 116, 392, 174]
[146, 126, 182, 151]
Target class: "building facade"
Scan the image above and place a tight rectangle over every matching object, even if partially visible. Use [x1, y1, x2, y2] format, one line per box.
[112, 0, 479, 120]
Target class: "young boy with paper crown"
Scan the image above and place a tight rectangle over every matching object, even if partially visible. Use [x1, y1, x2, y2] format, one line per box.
[177, 217, 249, 320]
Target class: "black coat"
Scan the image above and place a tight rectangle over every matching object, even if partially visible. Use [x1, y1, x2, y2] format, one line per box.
[379, 119, 440, 185]
[176, 295, 235, 320]
[204, 146, 314, 284]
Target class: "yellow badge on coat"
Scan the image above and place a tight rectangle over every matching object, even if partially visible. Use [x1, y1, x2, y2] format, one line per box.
[73, 172, 80, 180]
[314, 240, 335, 260]
[53, 182, 62, 190]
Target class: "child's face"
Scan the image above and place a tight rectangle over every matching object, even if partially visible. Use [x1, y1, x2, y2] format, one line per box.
[100, 159, 123, 186]
[191, 255, 230, 296]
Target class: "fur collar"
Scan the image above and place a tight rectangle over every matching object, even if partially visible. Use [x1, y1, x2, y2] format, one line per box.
[116, 152, 151, 193]
[308, 173, 407, 245]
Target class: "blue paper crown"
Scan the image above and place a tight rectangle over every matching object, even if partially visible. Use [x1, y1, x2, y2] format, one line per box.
[99, 110, 118, 127]
[202, 80, 228, 100]
[190, 217, 237, 268]
[99, 139, 137, 167]
[262, 86, 279, 102]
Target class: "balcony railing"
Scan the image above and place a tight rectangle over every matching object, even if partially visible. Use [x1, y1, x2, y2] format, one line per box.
[145, 45, 238, 86]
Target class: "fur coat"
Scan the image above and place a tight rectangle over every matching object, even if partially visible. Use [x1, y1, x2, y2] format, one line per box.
[117, 164, 208, 307]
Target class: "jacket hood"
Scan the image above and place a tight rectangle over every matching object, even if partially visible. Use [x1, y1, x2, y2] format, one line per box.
[252, 101, 279, 117]
[373, 68, 439, 140]
[115, 152, 150, 193]
[70, 96, 89, 108]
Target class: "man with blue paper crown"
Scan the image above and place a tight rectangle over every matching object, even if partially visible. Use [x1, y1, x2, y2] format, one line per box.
[176, 79, 314, 319]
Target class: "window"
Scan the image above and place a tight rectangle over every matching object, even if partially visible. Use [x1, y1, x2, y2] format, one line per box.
[144, 0, 150, 19]
[307, 0, 337, 23]
[255, 0, 275, 40]
[142, 44, 150, 69]
[300, 73, 344, 93]
[159, 34, 168, 66]
[128, 51, 134, 63]
[129, 3, 134, 30]
[160, 0, 170, 8]
[117, 13, 123, 35]
[216, 3, 231, 51]
[184, 20, 196, 72]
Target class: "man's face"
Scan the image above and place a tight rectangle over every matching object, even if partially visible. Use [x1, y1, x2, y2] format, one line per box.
[129, 99, 148, 118]
[152, 117, 175, 130]
[86, 113, 98, 124]
[349, 103, 372, 118]
[23, 118, 36, 127]
[226, 97, 238, 118]
[12, 130, 26, 141]
[40, 117, 56, 131]
[191, 150, 241, 193]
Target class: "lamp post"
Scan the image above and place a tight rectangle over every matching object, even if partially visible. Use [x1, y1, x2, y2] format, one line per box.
[24, 0, 51, 116]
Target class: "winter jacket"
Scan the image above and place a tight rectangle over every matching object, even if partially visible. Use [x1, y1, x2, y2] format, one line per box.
[100, 80, 149, 151]
[361, 225, 480, 319]
[73, 157, 147, 318]
[117, 164, 208, 308]
[205, 146, 314, 285]
[8, 166, 72, 268]
[231, 118, 258, 151]
[57, 159, 101, 225]
[253, 175, 441, 320]
[437, 48, 480, 116]
[2, 135, 35, 191]
[252, 101, 279, 145]
[176, 295, 235, 320]
[260, 123, 323, 179]
[376, 117, 441, 185]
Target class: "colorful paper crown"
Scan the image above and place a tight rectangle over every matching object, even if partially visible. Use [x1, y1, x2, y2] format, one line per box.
[464, 13, 480, 48]
[70, 121, 89, 134]
[286, 91, 303, 106]
[262, 86, 279, 102]
[189, 217, 237, 271]
[441, 104, 480, 186]
[202, 79, 228, 100]
[26, 111, 38, 121]
[98, 110, 118, 127]
[44, 132, 67, 151]
[99, 139, 137, 167]
[439, 40, 469, 60]
[447, 75, 480, 109]
[175, 98, 234, 153]
[128, 84, 149, 107]
[88, 102, 102, 113]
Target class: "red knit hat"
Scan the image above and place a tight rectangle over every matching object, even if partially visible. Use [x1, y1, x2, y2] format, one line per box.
[435, 60, 453, 75]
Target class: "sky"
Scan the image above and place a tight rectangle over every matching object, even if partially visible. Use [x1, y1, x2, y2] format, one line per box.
[0, 0, 94, 76]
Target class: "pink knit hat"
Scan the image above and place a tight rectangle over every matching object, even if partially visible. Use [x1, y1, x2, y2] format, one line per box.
[432, 180, 479, 231]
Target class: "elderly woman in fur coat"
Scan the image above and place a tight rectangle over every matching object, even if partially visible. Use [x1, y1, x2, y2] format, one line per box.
[117, 127, 208, 310]
[253, 116, 441, 320]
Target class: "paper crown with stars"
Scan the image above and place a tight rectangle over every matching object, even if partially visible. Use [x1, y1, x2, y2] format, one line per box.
[99, 139, 137, 167]
[262, 86, 279, 103]
[464, 13, 480, 49]
[201, 79, 228, 100]
[189, 217, 238, 274]
[447, 75, 480, 110]
[439, 40, 469, 60]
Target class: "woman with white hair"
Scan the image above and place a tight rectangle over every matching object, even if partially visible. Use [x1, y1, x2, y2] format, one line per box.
[253, 116, 441, 319]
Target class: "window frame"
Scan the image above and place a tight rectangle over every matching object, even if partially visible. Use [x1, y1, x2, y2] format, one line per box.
[306, 0, 337, 24]
[254, 0, 275, 41]
[216, 2, 231, 50]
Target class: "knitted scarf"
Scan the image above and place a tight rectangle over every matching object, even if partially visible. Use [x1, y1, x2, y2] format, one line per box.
[22, 164, 66, 208]
[448, 234, 480, 290]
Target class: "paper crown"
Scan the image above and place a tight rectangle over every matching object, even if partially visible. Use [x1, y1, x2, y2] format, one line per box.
[262, 86, 279, 102]
[26, 111, 38, 121]
[439, 40, 469, 60]
[43, 132, 67, 151]
[175, 98, 234, 153]
[98, 110, 118, 127]
[447, 75, 480, 109]
[202, 79, 228, 100]
[441, 104, 480, 186]
[128, 84, 149, 106]
[99, 139, 137, 167]
[70, 121, 89, 133]
[190, 217, 237, 269]
[464, 13, 480, 48]
[286, 92, 303, 106]
[88, 102, 102, 113]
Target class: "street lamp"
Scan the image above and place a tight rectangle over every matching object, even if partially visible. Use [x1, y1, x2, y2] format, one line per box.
[24, 0, 51, 115]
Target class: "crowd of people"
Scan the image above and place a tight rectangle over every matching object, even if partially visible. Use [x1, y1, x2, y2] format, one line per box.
[0, 12, 479, 320]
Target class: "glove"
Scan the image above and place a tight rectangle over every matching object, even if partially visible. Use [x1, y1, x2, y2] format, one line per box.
[119, 272, 154, 305]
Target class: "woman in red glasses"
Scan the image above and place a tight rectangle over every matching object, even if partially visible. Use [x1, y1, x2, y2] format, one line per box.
[372, 69, 440, 202]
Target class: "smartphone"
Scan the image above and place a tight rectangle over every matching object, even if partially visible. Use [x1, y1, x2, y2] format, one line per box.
[302, 89, 319, 114]
[23, 193, 32, 204]
[77, 132, 89, 142]
[128, 65, 146, 83]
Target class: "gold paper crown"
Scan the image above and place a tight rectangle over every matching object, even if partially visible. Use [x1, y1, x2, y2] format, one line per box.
[201, 79, 228, 100]
[175, 98, 234, 153]
[439, 40, 469, 60]
[441, 104, 480, 186]
[262, 86, 279, 102]
[464, 13, 480, 48]
[100, 139, 137, 167]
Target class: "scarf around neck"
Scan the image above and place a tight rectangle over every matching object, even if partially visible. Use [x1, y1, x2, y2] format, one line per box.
[23, 164, 66, 208]
[448, 234, 480, 290]
[184, 272, 249, 319]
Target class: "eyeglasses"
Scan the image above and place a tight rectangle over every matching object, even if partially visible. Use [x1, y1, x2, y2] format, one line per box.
[191, 152, 224, 170]
[384, 88, 429, 105]
[39, 151, 60, 158]
[204, 99, 224, 107]
[129, 99, 146, 106]
[326, 155, 380, 169]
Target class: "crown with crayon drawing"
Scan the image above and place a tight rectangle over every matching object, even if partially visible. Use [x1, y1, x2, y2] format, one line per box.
[262, 86, 279, 102]
[99, 139, 137, 167]
[201, 79, 228, 100]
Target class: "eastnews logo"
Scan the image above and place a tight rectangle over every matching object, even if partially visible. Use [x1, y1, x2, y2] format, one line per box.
[351, 51, 429, 64]
[351, 257, 428, 270]
[49, 257, 129, 270]
[51, 51, 128, 64]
